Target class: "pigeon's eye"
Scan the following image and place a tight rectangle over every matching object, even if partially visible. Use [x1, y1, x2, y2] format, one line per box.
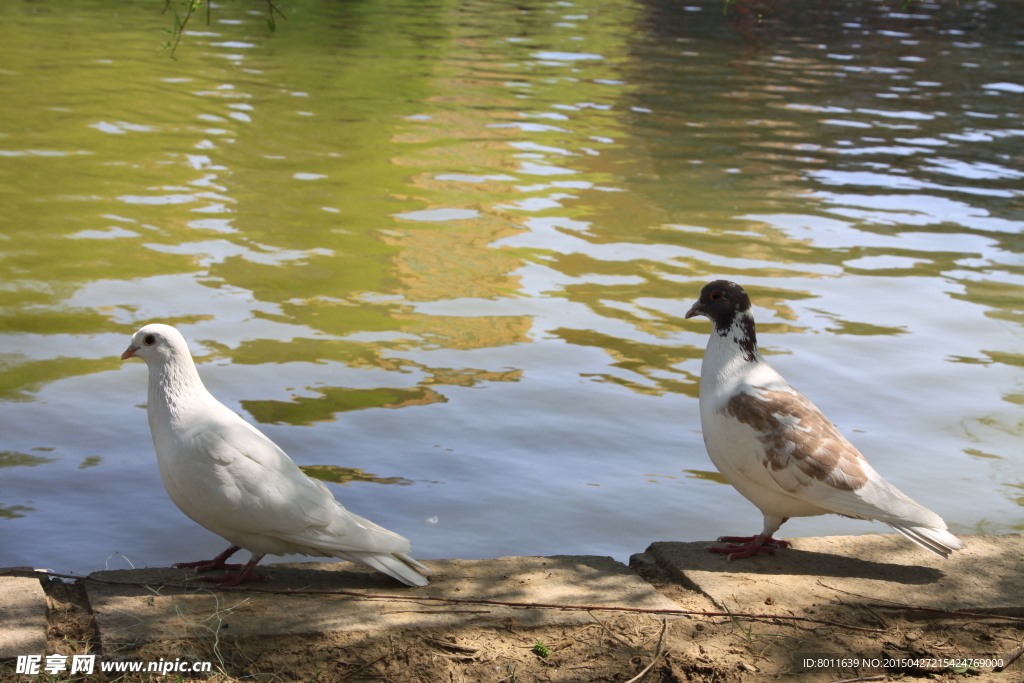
[143, 334, 156, 346]
[709, 290, 723, 301]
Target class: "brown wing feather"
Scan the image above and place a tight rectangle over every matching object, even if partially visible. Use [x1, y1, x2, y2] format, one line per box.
[725, 387, 868, 492]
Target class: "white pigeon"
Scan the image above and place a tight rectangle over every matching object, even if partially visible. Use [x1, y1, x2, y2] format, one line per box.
[121, 323, 429, 586]
[685, 280, 963, 560]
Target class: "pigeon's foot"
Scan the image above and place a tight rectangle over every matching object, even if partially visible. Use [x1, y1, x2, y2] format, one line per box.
[706, 535, 790, 560]
[197, 555, 267, 586]
[173, 545, 242, 573]
[715, 534, 791, 547]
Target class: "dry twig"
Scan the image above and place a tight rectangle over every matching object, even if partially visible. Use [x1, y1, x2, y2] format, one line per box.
[588, 611, 641, 655]
[622, 619, 669, 683]
[995, 640, 1024, 672]
[339, 652, 389, 681]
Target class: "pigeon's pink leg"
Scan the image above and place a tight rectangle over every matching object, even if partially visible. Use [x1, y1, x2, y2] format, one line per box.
[174, 545, 243, 572]
[198, 555, 268, 586]
[706, 535, 791, 560]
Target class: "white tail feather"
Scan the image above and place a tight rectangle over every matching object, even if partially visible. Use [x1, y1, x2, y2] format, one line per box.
[336, 551, 430, 586]
[888, 523, 964, 559]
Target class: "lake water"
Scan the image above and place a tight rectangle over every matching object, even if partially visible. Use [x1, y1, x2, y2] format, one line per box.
[1, 0, 1021, 576]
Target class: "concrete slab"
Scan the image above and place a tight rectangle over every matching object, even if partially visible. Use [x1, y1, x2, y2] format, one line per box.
[86, 555, 680, 654]
[634, 533, 1024, 618]
[0, 569, 48, 659]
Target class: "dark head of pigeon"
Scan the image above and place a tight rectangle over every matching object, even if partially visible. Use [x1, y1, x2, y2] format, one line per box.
[687, 280, 752, 332]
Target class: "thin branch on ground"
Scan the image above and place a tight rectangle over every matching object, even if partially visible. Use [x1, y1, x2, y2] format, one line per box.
[339, 652, 389, 681]
[995, 640, 1024, 672]
[622, 618, 669, 683]
[588, 611, 641, 655]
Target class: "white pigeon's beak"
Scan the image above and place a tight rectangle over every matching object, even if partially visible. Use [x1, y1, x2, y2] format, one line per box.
[121, 345, 138, 360]
[685, 301, 705, 319]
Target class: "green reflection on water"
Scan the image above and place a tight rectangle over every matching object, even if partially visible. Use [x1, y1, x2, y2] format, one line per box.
[963, 448, 1002, 460]
[0, 451, 57, 468]
[0, 356, 121, 401]
[1005, 483, 1024, 508]
[950, 351, 1024, 370]
[683, 469, 730, 486]
[556, 327, 700, 397]
[204, 338, 522, 388]
[203, 338, 406, 368]
[242, 386, 446, 426]
[298, 465, 413, 487]
[0, 504, 34, 519]
[822, 319, 907, 337]
[0, 310, 122, 335]
[953, 280, 1024, 325]
[981, 352, 1024, 369]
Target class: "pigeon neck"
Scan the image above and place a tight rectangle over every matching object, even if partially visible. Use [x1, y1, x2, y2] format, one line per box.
[147, 357, 207, 418]
[715, 309, 758, 361]
[702, 310, 761, 382]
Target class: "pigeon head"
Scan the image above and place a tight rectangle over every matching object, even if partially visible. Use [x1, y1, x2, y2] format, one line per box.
[685, 280, 752, 329]
[121, 324, 192, 365]
[685, 280, 758, 361]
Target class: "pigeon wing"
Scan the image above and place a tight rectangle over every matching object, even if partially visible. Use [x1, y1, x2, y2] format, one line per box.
[727, 386, 944, 528]
[184, 405, 412, 554]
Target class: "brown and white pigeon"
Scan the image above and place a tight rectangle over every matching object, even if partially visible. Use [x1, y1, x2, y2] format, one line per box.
[685, 280, 963, 559]
[122, 323, 429, 586]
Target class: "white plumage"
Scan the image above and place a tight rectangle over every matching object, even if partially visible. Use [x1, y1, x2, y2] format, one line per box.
[122, 323, 429, 586]
[685, 281, 963, 560]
